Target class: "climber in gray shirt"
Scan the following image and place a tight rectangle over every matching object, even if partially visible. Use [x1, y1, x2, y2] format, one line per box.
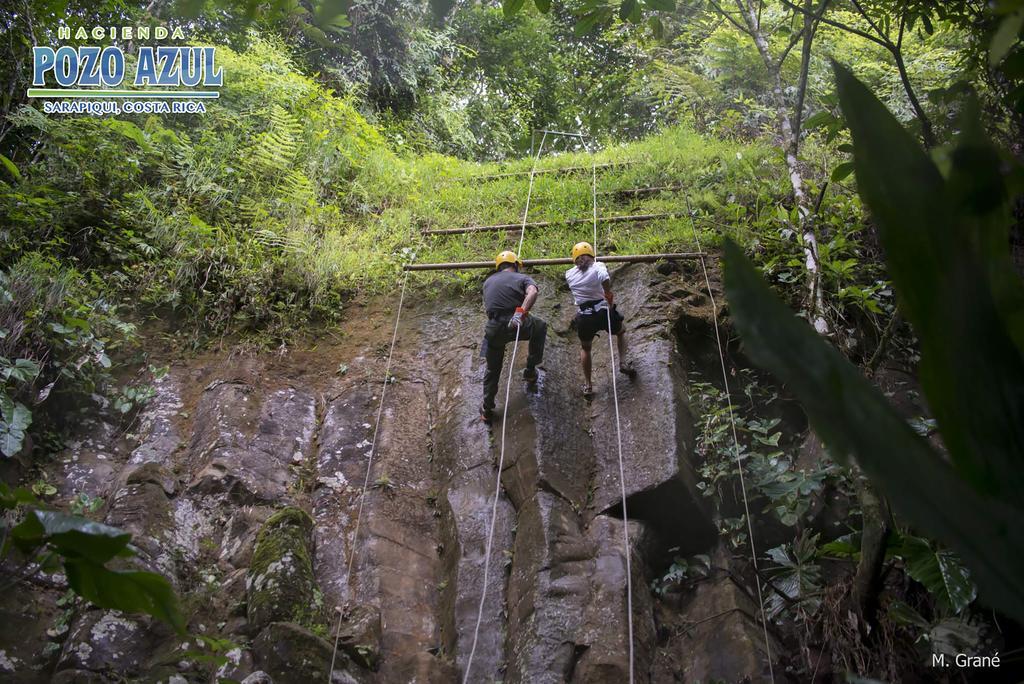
[479, 250, 547, 424]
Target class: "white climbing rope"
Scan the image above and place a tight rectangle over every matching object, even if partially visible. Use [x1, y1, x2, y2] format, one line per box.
[328, 266, 412, 681]
[684, 198, 775, 683]
[515, 130, 548, 259]
[592, 159, 636, 684]
[462, 323, 521, 684]
[464, 132, 549, 684]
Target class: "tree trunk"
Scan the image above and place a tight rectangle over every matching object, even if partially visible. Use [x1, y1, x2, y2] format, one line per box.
[741, 0, 829, 333]
[892, 48, 937, 149]
[853, 477, 892, 632]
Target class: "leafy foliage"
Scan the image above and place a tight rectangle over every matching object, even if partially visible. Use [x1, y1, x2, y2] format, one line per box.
[689, 374, 842, 534]
[899, 535, 977, 616]
[722, 64, 1024, 623]
[765, 531, 824, 619]
[1, 485, 185, 634]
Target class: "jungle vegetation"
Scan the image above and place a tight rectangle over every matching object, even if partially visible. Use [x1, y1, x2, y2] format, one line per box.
[1, 0, 1022, 679]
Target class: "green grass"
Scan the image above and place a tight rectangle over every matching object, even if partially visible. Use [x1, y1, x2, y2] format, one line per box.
[316, 125, 788, 294]
[3, 35, 803, 341]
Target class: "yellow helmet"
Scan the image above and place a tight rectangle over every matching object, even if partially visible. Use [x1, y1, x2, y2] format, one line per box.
[571, 241, 595, 261]
[494, 250, 523, 270]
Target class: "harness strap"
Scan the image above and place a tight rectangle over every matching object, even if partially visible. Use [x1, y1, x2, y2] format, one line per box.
[577, 298, 608, 314]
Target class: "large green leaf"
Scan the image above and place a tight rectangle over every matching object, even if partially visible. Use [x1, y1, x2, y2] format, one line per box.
[0, 483, 39, 510]
[765, 533, 822, 618]
[64, 559, 186, 635]
[503, 0, 527, 18]
[990, 10, 1024, 67]
[0, 395, 31, 458]
[834, 62, 1024, 507]
[721, 239, 1024, 623]
[0, 154, 20, 183]
[830, 161, 854, 183]
[1, 357, 40, 386]
[101, 120, 153, 154]
[313, 0, 351, 28]
[900, 535, 977, 615]
[33, 510, 133, 564]
[574, 8, 608, 35]
[944, 102, 1024, 355]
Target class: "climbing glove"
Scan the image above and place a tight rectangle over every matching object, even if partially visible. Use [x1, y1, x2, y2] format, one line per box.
[509, 306, 526, 329]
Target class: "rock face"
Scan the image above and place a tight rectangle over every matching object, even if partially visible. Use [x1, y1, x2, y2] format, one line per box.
[3, 264, 776, 683]
[252, 622, 357, 684]
[188, 384, 316, 503]
[651, 545, 778, 684]
[247, 508, 323, 631]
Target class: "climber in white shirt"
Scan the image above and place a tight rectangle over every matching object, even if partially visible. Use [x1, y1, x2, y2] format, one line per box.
[564, 241, 635, 398]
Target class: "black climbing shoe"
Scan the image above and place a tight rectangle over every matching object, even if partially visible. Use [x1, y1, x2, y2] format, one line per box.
[479, 404, 493, 424]
[523, 366, 538, 382]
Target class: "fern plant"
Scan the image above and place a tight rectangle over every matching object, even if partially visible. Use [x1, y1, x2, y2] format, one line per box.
[250, 105, 302, 176]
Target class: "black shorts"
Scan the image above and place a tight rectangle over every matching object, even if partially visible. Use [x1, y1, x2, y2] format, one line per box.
[576, 306, 624, 343]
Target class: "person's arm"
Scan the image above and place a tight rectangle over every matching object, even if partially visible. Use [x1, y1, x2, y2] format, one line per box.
[510, 283, 539, 328]
[522, 284, 539, 314]
[602, 277, 614, 306]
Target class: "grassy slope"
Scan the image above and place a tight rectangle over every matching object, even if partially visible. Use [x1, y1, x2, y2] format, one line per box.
[3, 35, 804, 340]
[331, 128, 788, 292]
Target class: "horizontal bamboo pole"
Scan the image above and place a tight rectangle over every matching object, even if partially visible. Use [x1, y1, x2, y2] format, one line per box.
[599, 184, 686, 197]
[403, 252, 707, 271]
[442, 161, 637, 183]
[422, 211, 683, 236]
[533, 129, 591, 138]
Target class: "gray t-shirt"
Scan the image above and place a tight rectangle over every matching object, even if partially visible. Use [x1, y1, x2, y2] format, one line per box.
[483, 269, 537, 315]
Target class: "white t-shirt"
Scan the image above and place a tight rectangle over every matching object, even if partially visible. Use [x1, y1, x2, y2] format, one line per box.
[565, 262, 610, 310]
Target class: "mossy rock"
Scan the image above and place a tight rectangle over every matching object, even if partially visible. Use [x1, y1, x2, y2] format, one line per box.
[252, 622, 361, 684]
[247, 507, 325, 632]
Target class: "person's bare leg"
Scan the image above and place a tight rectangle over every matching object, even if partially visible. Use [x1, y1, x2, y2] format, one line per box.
[617, 330, 636, 375]
[581, 342, 593, 389]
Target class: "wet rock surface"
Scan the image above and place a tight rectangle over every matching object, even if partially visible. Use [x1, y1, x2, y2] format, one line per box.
[247, 507, 322, 632]
[252, 621, 360, 684]
[2, 264, 774, 683]
[652, 545, 778, 684]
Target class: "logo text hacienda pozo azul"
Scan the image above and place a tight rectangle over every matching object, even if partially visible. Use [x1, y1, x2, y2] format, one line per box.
[30, 25, 223, 115]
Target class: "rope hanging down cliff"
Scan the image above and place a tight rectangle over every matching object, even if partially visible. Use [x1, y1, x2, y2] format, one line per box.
[462, 130, 548, 684]
[685, 199, 775, 683]
[591, 157, 636, 684]
[328, 265, 412, 681]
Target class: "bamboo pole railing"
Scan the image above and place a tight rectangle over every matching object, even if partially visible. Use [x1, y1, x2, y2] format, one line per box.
[422, 212, 683, 236]
[441, 161, 638, 184]
[598, 184, 686, 197]
[403, 252, 706, 271]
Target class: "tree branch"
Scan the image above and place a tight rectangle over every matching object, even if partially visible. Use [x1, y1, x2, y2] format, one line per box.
[790, 0, 832, 138]
[734, 0, 754, 30]
[777, 26, 806, 68]
[867, 306, 902, 375]
[707, 0, 752, 35]
[849, 0, 888, 41]
[778, 0, 889, 49]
